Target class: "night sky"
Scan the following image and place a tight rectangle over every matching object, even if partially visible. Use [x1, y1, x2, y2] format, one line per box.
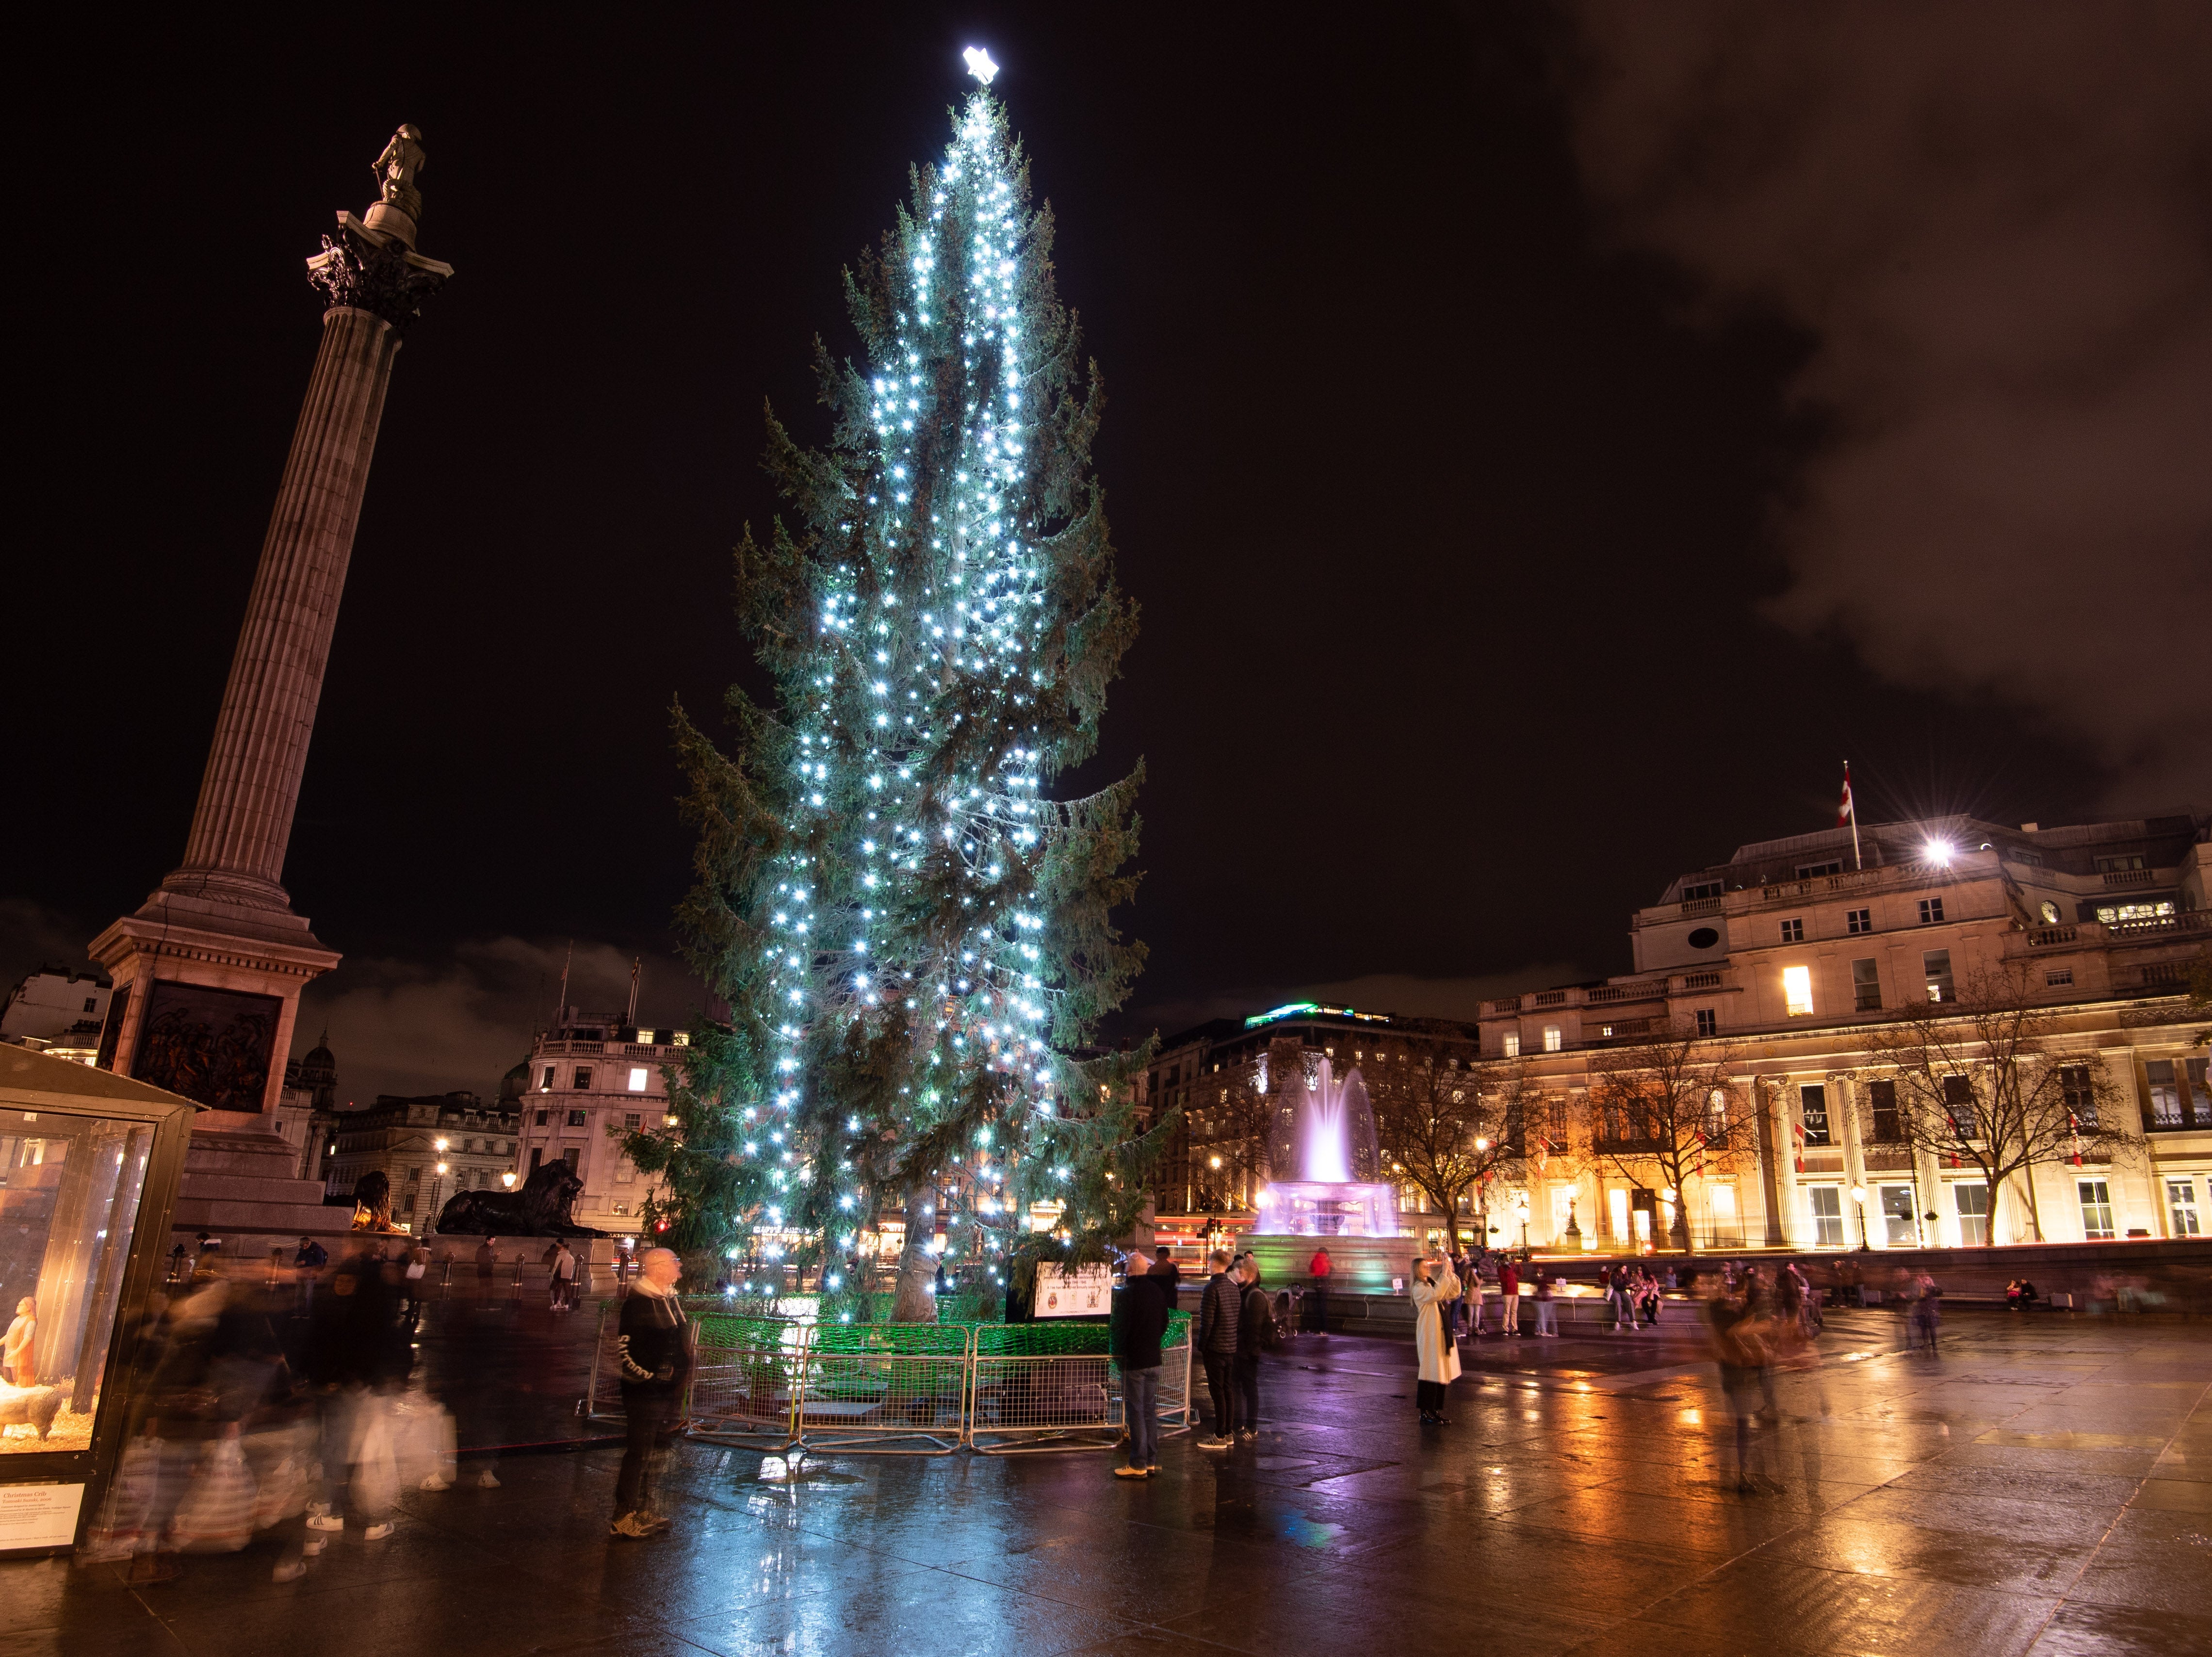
[10, 6, 2207, 1101]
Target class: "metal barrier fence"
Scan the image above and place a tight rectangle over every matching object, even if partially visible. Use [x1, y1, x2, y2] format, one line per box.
[582, 1302, 1193, 1456]
[687, 1314, 804, 1449]
[797, 1323, 972, 1455]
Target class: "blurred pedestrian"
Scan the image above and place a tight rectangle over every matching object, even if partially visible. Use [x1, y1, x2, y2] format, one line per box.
[1532, 1266, 1558, 1337]
[1411, 1251, 1461, 1425]
[1195, 1250, 1242, 1449]
[611, 1247, 689, 1539]
[1153, 1245, 1181, 1300]
[1235, 1258, 1273, 1441]
[1308, 1246, 1333, 1336]
[293, 1236, 328, 1313]
[1111, 1257, 1172, 1478]
[1911, 1271, 1941, 1352]
[1699, 1269, 1774, 1494]
[549, 1239, 579, 1312]
[304, 1242, 411, 1545]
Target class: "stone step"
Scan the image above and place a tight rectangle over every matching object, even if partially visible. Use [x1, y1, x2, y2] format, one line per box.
[169, 1196, 353, 1237]
[176, 1172, 331, 1205]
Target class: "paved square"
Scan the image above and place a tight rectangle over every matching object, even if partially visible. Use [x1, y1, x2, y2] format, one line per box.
[12, 1309, 2210, 1657]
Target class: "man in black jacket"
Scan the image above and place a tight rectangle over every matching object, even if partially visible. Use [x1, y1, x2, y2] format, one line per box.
[1110, 1258, 1173, 1478]
[611, 1247, 689, 1539]
[1194, 1250, 1241, 1450]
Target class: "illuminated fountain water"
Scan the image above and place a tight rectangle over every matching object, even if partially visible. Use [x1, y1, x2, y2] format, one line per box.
[1246, 1052, 1415, 1292]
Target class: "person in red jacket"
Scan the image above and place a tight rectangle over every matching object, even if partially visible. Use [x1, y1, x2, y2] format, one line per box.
[1307, 1247, 1333, 1337]
[1498, 1258, 1522, 1338]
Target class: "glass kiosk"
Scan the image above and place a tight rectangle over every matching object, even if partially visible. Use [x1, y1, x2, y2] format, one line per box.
[0, 1046, 195, 1553]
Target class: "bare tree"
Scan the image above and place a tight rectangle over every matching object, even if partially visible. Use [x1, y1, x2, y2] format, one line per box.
[1862, 965, 2125, 1244]
[1584, 1022, 1757, 1253]
[1370, 1055, 1518, 1251]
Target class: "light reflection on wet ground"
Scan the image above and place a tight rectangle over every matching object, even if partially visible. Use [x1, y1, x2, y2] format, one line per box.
[20, 1306, 2212, 1656]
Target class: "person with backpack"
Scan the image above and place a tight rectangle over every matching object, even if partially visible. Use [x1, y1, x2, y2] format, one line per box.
[1234, 1258, 1276, 1443]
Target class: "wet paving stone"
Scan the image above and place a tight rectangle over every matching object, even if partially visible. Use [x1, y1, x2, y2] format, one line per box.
[9, 1305, 2211, 1656]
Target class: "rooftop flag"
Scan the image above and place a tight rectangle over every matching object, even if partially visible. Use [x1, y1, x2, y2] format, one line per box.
[1838, 762, 1862, 871]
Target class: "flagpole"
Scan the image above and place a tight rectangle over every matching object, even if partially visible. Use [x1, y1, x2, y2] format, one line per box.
[1844, 761, 1862, 870]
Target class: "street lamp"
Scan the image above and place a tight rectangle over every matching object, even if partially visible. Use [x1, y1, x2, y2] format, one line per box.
[1514, 1196, 1531, 1252]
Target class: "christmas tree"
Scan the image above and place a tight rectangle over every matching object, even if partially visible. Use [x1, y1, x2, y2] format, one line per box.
[634, 67, 1162, 1317]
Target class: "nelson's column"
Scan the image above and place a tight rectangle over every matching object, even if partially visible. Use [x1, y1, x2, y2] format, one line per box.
[89, 126, 453, 1244]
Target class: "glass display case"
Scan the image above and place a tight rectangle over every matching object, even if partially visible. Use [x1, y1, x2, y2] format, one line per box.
[0, 1047, 194, 1553]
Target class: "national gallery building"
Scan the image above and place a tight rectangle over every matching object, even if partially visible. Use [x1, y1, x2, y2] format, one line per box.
[1144, 812, 2211, 1256]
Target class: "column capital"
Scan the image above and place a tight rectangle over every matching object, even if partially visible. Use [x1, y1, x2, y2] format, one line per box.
[306, 212, 454, 332]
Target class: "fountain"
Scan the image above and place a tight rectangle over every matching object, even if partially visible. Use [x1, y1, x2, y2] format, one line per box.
[1243, 1046, 1418, 1295]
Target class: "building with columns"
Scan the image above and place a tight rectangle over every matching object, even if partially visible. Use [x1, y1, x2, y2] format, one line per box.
[1141, 812, 2211, 1255]
[317, 1092, 522, 1230]
[511, 1010, 688, 1236]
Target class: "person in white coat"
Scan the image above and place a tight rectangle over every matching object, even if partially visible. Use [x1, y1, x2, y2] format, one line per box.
[1410, 1252, 1462, 1426]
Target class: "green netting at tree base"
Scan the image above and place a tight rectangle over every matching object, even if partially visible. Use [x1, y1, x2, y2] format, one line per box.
[808, 1322, 974, 1356]
[971, 1310, 1190, 1358]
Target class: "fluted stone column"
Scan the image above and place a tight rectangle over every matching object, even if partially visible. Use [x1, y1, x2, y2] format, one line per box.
[92, 135, 453, 1156]
[171, 308, 401, 908]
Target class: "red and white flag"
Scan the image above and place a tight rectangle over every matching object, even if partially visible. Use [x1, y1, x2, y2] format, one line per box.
[1790, 1118, 1805, 1174]
[1837, 763, 1855, 828]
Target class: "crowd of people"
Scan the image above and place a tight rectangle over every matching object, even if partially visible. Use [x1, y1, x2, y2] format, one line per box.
[84, 1239, 458, 1583]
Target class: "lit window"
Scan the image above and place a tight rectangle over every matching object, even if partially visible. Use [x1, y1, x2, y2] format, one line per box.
[2094, 900, 2175, 924]
[1923, 950, 1953, 1003]
[1780, 918, 1804, 943]
[2059, 1066, 2096, 1129]
[1502, 1032, 1520, 1058]
[1919, 898, 1945, 925]
[1845, 908, 1871, 935]
[1542, 1026, 1562, 1053]
[539, 1066, 554, 1091]
[1807, 1186, 1844, 1248]
[627, 1066, 649, 1092]
[2077, 1180, 2115, 1241]
[635, 1028, 654, 1045]
[1800, 1085, 1831, 1146]
[1783, 966, 1814, 1017]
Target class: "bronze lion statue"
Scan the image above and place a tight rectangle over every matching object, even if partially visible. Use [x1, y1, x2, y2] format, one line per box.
[434, 1160, 607, 1238]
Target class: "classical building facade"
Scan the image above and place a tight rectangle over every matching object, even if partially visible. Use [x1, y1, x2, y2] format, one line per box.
[1477, 812, 2209, 1253]
[319, 1091, 522, 1230]
[1143, 813, 2211, 1256]
[510, 1010, 687, 1237]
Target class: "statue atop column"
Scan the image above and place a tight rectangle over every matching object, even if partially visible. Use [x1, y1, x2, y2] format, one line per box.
[374, 124, 427, 223]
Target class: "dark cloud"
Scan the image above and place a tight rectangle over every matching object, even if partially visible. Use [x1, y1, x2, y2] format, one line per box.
[294, 938, 701, 1105]
[1561, 1, 2212, 807]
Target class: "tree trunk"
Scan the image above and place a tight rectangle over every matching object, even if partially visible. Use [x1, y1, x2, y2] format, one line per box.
[2017, 1170, 2046, 1243]
[889, 1183, 940, 1322]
